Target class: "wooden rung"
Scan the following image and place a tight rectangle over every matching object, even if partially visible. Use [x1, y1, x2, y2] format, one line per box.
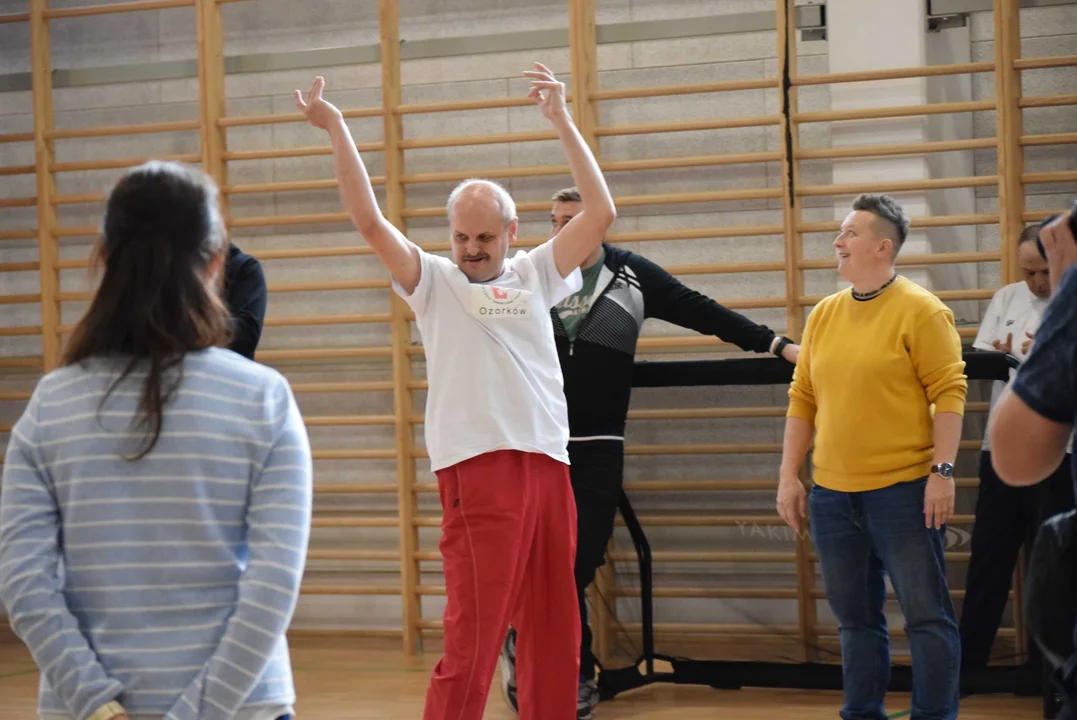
[54, 226, 100, 238]
[626, 443, 783, 456]
[0, 229, 39, 241]
[415, 585, 446, 595]
[794, 61, 994, 87]
[622, 622, 802, 636]
[666, 261, 786, 275]
[0, 132, 33, 144]
[1021, 132, 1077, 147]
[628, 407, 786, 421]
[0, 326, 43, 337]
[800, 250, 999, 270]
[311, 516, 399, 528]
[252, 247, 376, 261]
[399, 129, 557, 150]
[219, 106, 382, 128]
[1023, 171, 1077, 184]
[794, 100, 994, 124]
[402, 164, 570, 185]
[265, 313, 392, 327]
[608, 225, 784, 243]
[266, 279, 390, 293]
[592, 77, 779, 101]
[256, 347, 393, 362]
[812, 588, 979, 600]
[299, 584, 401, 595]
[311, 448, 397, 460]
[46, 119, 200, 140]
[397, 95, 541, 116]
[303, 414, 396, 426]
[224, 177, 386, 194]
[0, 356, 42, 369]
[799, 214, 998, 233]
[52, 152, 202, 173]
[0, 261, 40, 273]
[594, 115, 780, 137]
[797, 175, 998, 197]
[797, 137, 996, 161]
[0, 197, 36, 209]
[615, 587, 801, 600]
[52, 192, 104, 205]
[228, 212, 351, 229]
[306, 549, 400, 561]
[0, 391, 33, 401]
[0, 293, 42, 305]
[1014, 55, 1077, 70]
[0, 12, 29, 23]
[413, 552, 444, 562]
[44, 0, 193, 19]
[1018, 94, 1077, 109]
[1024, 209, 1069, 222]
[290, 381, 395, 393]
[312, 483, 398, 494]
[609, 551, 795, 563]
[223, 142, 383, 162]
[0, 164, 36, 177]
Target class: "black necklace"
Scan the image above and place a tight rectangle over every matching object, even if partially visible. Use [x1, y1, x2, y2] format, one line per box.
[852, 273, 897, 301]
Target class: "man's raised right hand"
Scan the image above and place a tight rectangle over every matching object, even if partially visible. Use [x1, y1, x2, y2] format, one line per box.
[295, 76, 344, 131]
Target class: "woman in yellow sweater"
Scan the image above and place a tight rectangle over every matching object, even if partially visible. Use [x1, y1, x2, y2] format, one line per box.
[776, 194, 968, 720]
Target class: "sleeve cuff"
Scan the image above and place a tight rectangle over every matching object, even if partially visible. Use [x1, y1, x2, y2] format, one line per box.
[933, 394, 967, 417]
[1012, 377, 1074, 425]
[787, 396, 817, 423]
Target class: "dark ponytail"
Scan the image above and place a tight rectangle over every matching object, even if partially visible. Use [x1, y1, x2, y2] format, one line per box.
[63, 161, 233, 459]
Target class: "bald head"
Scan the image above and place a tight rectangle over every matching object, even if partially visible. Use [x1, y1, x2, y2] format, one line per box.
[446, 178, 519, 283]
[446, 179, 516, 225]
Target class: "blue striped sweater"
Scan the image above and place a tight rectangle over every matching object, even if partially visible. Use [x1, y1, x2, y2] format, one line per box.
[0, 348, 313, 720]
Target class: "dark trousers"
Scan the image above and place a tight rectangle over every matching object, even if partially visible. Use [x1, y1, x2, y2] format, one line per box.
[960, 451, 1075, 671]
[568, 440, 625, 682]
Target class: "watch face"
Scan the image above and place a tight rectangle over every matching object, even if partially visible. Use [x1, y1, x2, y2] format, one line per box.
[935, 463, 953, 477]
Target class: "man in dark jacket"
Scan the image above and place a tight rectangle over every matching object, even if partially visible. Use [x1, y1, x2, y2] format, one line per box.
[499, 187, 799, 720]
[222, 242, 268, 361]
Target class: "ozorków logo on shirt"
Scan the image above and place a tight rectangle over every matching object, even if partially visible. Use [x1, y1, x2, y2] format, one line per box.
[470, 284, 532, 319]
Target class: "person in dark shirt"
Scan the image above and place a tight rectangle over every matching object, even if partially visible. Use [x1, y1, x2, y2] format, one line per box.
[499, 187, 799, 720]
[222, 243, 267, 360]
[989, 207, 1077, 720]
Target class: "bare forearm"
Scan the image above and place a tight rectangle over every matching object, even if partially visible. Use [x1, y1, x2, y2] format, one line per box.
[932, 412, 963, 466]
[553, 115, 614, 223]
[780, 416, 814, 477]
[327, 117, 383, 234]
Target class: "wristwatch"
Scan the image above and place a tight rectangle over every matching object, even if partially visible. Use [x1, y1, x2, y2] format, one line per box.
[931, 462, 954, 479]
[87, 701, 126, 720]
[773, 336, 793, 358]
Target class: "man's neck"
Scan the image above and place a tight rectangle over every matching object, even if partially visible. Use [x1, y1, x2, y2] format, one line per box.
[851, 265, 897, 294]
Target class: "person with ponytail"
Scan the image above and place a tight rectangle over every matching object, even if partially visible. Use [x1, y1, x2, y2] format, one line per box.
[0, 161, 312, 720]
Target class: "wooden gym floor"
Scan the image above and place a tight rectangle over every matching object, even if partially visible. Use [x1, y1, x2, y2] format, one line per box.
[1, 636, 1040, 718]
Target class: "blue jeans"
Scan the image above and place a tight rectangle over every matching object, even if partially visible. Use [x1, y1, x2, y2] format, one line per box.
[810, 478, 960, 720]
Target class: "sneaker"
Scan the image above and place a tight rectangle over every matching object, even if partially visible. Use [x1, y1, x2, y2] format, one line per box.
[499, 627, 518, 714]
[577, 678, 599, 720]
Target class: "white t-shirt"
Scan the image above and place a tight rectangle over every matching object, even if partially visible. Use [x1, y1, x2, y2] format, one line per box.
[974, 280, 1072, 453]
[394, 240, 582, 472]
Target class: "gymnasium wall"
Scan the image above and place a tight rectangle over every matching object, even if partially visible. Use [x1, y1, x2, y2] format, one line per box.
[0, 0, 1075, 665]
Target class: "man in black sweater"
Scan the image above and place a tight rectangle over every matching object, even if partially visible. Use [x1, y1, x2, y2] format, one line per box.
[222, 242, 268, 360]
[499, 188, 799, 720]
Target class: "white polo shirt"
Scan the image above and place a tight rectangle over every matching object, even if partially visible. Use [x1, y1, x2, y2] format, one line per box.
[974, 280, 1071, 452]
[394, 239, 582, 472]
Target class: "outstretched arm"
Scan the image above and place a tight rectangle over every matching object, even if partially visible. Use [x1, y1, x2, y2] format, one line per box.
[295, 77, 421, 293]
[525, 63, 616, 278]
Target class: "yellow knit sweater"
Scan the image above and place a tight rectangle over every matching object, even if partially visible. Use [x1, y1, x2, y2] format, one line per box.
[788, 276, 968, 493]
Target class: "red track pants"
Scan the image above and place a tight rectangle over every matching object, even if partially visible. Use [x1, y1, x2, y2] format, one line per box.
[423, 450, 580, 720]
